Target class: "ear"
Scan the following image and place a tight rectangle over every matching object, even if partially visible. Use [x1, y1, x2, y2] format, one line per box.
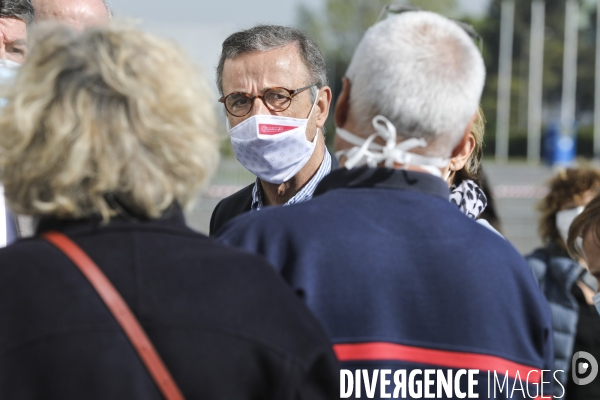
[335, 77, 351, 128]
[450, 133, 476, 172]
[449, 114, 477, 171]
[315, 85, 332, 128]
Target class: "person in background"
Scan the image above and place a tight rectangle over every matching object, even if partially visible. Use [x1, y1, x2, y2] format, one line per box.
[0, 23, 339, 399]
[31, 0, 110, 28]
[0, 0, 34, 247]
[209, 25, 336, 235]
[568, 189, 600, 286]
[439, 106, 503, 235]
[448, 108, 502, 234]
[219, 11, 552, 398]
[526, 166, 600, 399]
[446, 107, 486, 218]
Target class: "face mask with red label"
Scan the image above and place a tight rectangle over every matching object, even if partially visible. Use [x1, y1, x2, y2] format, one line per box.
[228, 96, 318, 184]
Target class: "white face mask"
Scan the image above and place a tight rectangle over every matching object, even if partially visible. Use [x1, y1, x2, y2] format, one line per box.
[335, 116, 451, 178]
[0, 59, 20, 108]
[0, 59, 20, 86]
[556, 206, 585, 243]
[228, 95, 319, 184]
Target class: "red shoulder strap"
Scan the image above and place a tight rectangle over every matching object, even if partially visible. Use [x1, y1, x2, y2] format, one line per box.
[43, 231, 185, 400]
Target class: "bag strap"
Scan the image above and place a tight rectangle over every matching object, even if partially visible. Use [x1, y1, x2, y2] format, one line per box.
[43, 231, 185, 400]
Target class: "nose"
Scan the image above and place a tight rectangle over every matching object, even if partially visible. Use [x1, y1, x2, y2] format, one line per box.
[247, 96, 271, 118]
[228, 95, 275, 128]
[227, 96, 271, 129]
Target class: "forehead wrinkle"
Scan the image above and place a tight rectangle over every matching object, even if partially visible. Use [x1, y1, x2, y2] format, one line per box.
[222, 43, 311, 95]
[0, 19, 27, 42]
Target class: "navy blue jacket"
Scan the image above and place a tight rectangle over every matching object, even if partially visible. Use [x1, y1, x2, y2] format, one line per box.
[218, 167, 554, 399]
[0, 208, 340, 399]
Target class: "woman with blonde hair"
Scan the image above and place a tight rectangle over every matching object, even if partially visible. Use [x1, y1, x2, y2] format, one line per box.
[445, 107, 501, 232]
[0, 24, 339, 399]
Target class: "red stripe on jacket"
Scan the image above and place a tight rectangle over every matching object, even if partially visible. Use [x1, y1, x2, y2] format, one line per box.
[333, 342, 541, 382]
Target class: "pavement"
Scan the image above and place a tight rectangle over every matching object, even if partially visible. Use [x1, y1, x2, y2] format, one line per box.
[186, 158, 559, 256]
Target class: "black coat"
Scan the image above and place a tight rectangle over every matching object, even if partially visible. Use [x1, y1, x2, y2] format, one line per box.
[209, 183, 254, 237]
[209, 152, 339, 236]
[0, 208, 340, 399]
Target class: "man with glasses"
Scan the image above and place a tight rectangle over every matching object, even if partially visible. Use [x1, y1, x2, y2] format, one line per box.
[210, 25, 335, 235]
[219, 11, 553, 398]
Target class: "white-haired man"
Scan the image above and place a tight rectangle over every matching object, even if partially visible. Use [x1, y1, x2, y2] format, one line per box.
[219, 11, 553, 399]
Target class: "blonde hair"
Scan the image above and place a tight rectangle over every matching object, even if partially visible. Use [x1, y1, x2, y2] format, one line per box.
[0, 23, 220, 221]
[454, 106, 485, 185]
[466, 107, 485, 176]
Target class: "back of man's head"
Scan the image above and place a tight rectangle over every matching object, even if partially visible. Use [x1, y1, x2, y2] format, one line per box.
[32, 0, 111, 28]
[345, 11, 485, 157]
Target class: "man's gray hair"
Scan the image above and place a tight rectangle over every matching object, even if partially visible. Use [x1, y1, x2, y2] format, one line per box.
[346, 11, 485, 157]
[0, 0, 34, 26]
[216, 24, 328, 100]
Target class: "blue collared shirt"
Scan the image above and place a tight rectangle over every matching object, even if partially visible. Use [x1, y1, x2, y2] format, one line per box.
[251, 151, 332, 211]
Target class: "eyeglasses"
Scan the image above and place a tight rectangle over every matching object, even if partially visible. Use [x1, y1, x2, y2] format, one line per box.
[219, 85, 316, 117]
[376, 3, 483, 52]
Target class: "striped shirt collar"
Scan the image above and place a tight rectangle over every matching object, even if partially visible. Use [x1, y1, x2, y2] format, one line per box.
[251, 151, 333, 211]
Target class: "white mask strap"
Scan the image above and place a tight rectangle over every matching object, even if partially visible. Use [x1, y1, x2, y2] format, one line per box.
[444, 168, 453, 182]
[336, 115, 450, 177]
[305, 88, 319, 120]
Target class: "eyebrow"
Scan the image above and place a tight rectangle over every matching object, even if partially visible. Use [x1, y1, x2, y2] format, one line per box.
[6, 39, 27, 47]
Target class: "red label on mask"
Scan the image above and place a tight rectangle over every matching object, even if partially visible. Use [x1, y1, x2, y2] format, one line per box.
[258, 124, 297, 135]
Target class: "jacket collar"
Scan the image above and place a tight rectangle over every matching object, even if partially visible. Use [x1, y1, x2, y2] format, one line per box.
[35, 204, 188, 237]
[314, 167, 450, 200]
